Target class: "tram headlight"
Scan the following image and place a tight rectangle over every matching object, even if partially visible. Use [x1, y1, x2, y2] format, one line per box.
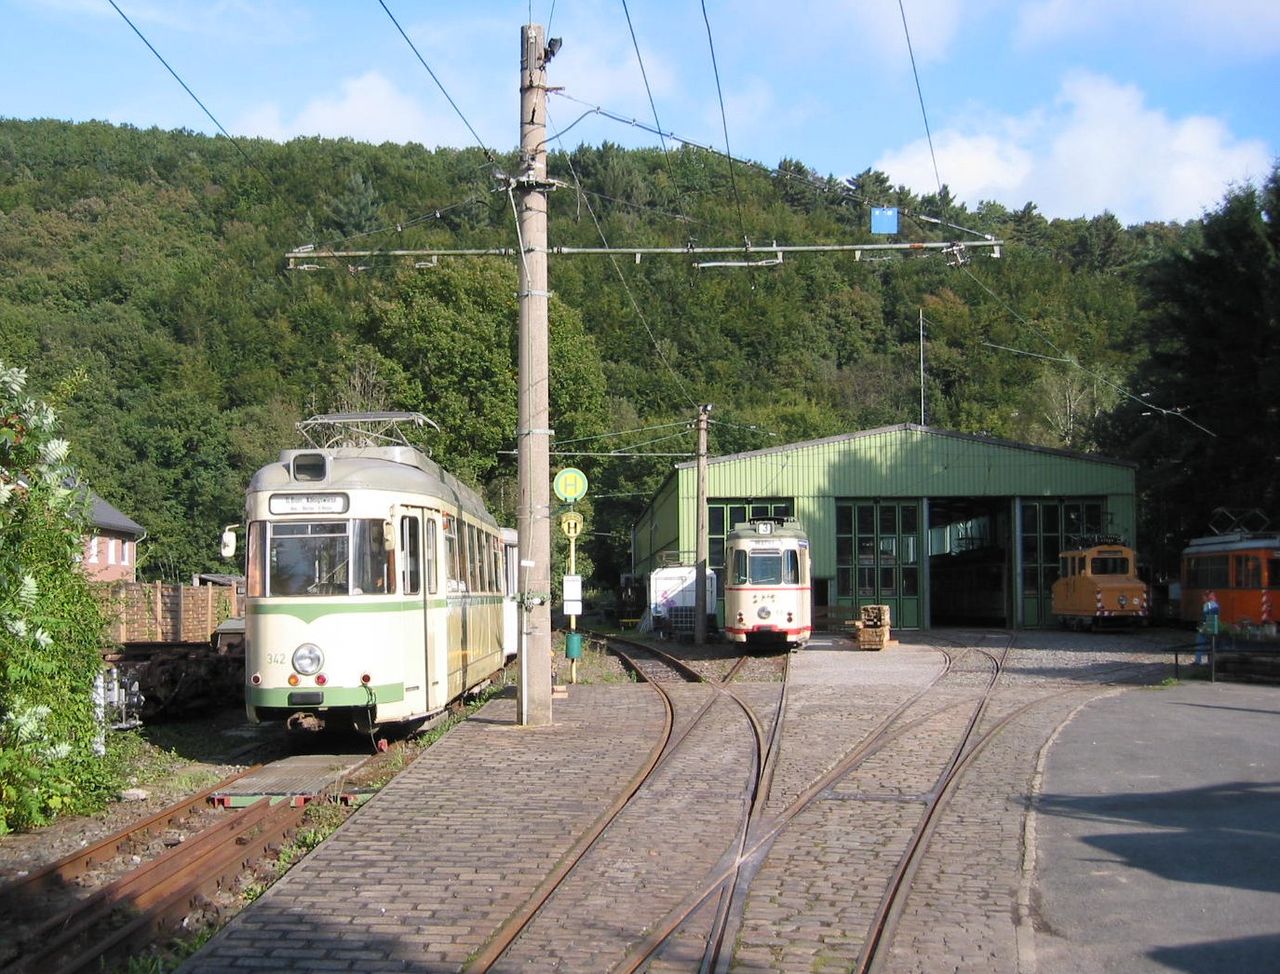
[293, 643, 324, 676]
[757, 606, 772, 620]
[1118, 595, 1128, 608]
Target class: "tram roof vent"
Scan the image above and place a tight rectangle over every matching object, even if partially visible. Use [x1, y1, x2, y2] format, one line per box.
[291, 452, 327, 482]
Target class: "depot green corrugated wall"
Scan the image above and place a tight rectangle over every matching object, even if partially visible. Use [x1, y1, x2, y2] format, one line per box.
[630, 424, 1138, 627]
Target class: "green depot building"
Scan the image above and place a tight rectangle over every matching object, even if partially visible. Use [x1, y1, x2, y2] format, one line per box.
[630, 423, 1138, 630]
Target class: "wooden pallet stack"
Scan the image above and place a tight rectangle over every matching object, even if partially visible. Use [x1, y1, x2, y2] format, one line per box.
[856, 604, 893, 651]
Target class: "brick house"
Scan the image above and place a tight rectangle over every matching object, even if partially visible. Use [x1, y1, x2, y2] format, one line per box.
[83, 493, 145, 583]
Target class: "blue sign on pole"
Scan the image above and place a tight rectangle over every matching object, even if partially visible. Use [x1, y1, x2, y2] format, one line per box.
[871, 207, 899, 234]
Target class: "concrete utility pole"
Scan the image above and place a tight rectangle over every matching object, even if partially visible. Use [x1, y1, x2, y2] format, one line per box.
[515, 24, 555, 725]
[694, 403, 712, 644]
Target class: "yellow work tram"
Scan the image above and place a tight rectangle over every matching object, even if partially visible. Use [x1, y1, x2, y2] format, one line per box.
[1051, 540, 1150, 630]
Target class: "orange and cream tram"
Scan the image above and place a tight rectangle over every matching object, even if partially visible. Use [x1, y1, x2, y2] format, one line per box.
[724, 517, 812, 648]
[1179, 532, 1280, 630]
[1051, 539, 1149, 629]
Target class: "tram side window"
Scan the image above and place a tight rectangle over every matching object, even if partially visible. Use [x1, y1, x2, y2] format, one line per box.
[1187, 555, 1229, 590]
[473, 527, 486, 588]
[1235, 555, 1262, 589]
[444, 516, 461, 592]
[478, 528, 492, 593]
[401, 516, 421, 595]
[733, 550, 749, 585]
[246, 521, 265, 597]
[466, 523, 480, 592]
[491, 535, 502, 594]
[425, 518, 439, 594]
[1269, 557, 1280, 590]
[487, 532, 500, 593]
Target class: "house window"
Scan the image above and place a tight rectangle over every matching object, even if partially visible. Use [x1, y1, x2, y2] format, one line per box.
[107, 539, 116, 565]
[88, 537, 99, 563]
[122, 540, 130, 566]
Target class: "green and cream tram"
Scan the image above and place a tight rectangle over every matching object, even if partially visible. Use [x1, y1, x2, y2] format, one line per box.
[233, 414, 508, 733]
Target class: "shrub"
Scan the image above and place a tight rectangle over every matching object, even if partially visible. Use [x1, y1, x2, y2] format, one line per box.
[0, 362, 112, 832]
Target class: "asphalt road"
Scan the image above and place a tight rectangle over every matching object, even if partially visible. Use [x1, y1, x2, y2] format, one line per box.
[1033, 680, 1280, 974]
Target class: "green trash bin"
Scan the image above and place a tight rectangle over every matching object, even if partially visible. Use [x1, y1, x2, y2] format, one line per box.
[565, 632, 583, 659]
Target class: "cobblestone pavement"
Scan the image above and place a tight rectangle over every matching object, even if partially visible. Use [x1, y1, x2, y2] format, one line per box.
[179, 629, 1214, 973]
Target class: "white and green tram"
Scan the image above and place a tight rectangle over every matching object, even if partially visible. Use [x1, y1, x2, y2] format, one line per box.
[235, 414, 510, 734]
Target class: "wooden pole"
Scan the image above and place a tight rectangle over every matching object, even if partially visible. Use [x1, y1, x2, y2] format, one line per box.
[515, 24, 554, 725]
[694, 404, 712, 644]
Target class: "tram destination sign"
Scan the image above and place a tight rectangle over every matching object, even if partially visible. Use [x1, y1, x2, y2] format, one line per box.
[269, 493, 349, 514]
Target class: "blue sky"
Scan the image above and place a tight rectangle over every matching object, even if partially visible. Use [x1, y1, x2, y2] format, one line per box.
[2, 0, 1276, 224]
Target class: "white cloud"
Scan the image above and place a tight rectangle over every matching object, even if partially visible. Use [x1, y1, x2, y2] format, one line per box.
[234, 72, 459, 147]
[1016, 0, 1280, 58]
[874, 71, 1272, 222]
[877, 130, 1035, 202]
[1038, 73, 1271, 220]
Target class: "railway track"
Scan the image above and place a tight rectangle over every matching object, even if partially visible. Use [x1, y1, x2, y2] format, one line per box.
[607, 629, 1165, 973]
[465, 636, 788, 972]
[0, 743, 386, 974]
[0, 769, 302, 974]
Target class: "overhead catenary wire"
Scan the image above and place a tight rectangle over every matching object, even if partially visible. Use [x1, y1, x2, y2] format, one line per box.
[885, 8, 1201, 439]
[106, 0, 255, 168]
[620, 0, 692, 225]
[620, 1, 671, 161]
[548, 107, 702, 410]
[959, 265, 1216, 437]
[377, 0, 495, 161]
[110, 0, 500, 274]
[553, 421, 695, 447]
[898, 0, 944, 200]
[548, 90, 996, 244]
[106, 0, 361, 275]
[700, 0, 748, 245]
[297, 192, 495, 260]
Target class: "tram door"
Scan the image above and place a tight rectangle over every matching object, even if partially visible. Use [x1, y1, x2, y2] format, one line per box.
[398, 510, 430, 709]
[441, 514, 467, 700]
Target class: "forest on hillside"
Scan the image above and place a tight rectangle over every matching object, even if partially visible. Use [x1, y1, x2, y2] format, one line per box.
[1, 118, 1277, 585]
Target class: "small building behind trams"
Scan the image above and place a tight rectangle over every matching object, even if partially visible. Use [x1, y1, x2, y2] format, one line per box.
[630, 424, 1138, 630]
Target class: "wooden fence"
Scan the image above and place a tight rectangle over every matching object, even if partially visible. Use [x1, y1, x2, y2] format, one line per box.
[96, 581, 241, 645]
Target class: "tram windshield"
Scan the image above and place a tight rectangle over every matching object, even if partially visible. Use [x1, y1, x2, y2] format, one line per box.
[249, 519, 394, 597]
[733, 549, 800, 585]
[1090, 555, 1130, 575]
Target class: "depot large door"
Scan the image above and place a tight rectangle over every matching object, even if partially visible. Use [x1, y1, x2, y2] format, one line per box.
[836, 500, 922, 628]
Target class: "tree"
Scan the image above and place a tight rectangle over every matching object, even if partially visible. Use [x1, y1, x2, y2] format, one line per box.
[1118, 167, 1280, 566]
[326, 171, 383, 239]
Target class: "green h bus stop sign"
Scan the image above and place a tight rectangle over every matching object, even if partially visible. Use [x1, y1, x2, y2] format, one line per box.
[553, 467, 588, 503]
